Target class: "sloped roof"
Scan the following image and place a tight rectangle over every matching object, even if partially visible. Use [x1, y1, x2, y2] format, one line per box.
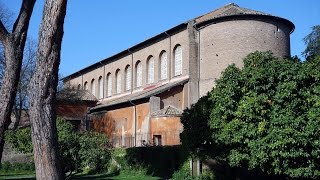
[90, 77, 189, 112]
[195, 3, 270, 24]
[194, 3, 294, 33]
[63, 3, 294, 81]
[151, 106, 183, 117]
[57, 89, 97, 102]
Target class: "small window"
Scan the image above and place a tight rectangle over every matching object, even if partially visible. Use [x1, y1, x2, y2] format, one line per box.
[125, 65, 131, 91]
[106, 73, 112, 97]
[174, 45, 182, 76]
[147, 56, 154, 84]
[116, 69, 121, 94]
[160, 51, 168, 80]
[135, 61, 142, 87]
[98, 76, 103, 99]
[77, 84, 81, 90]
[91, 79, 95, 96]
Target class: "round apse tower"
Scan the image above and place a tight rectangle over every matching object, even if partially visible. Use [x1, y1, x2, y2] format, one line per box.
[195, 3, 295, 96]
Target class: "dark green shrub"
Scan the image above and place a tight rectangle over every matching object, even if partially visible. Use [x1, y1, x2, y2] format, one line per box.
[56, 117, 80, 175]
[79, 132, 110, 173]
[5, 128, 33, 153]
[4, 118, 111, 176]
[124, 145, 188, 178]
[0, 162, 35, 172]
[1, 161, 11, 172]
[209, 52, 320, 178]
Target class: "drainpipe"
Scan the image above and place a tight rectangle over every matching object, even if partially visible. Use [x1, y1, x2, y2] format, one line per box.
[99, 61, 105, 99]
[165, 31, 171, 81]
[128, 49, 133, 94]
[193, 23, 201, 101]
[129, 100, 137, 147]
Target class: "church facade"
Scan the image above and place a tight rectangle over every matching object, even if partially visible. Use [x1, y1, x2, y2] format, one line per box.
[63, 3, 294, 147]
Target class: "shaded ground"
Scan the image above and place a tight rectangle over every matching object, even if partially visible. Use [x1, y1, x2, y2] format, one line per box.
[0, 170, 161, 180]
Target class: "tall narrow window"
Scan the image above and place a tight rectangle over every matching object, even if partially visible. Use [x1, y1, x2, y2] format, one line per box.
[160, 51, 168, 80]
[106, 73, 112, 97]
[84, 81, 88, 90]
[77, 84, 81, 90]
[135, 61, 142, 87]
[91, 79, 95, 96]
[174, 45, 182, 76]
[116, 69, 121, 94]
[98, 76, 103, 99]
[147, 56, 154, 84]
[125, 65, 131, 91]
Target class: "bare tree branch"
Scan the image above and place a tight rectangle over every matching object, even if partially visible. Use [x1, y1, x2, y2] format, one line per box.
[0, 20, 8, 42]
[0, 0, 36, 161]
[12, 0, 36, 47]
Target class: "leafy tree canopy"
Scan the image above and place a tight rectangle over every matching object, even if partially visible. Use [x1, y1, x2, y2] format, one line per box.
[208, 51, 320, 179]
[180, 95, 214, 157]
[303, 25, 320, 59]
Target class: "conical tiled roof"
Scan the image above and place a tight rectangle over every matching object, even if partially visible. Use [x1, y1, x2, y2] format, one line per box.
[195, 3, 270, 24]
[151, 106, 183, 117]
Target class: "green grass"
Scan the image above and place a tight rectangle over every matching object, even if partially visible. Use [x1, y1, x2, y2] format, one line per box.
[0, 171, 35, 179]
[72, 169, 161, 180]
[0, 169, 161, 180]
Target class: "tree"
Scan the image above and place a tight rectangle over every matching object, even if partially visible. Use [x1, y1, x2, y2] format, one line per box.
[11, 39, 37, 130]
[180, 94, 214, 156]
[303, 25, 320, 59]
[0, 1, 13, 87]
[207, 51, 320, 178]
[0, 0, 36, 162]
[5, 118, 111, 178]
[27, 0, 68, 179]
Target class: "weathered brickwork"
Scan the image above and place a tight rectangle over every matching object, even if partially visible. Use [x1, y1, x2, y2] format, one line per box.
[63, 4, 294, 147]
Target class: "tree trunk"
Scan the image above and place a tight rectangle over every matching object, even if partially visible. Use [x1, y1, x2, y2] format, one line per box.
[28, 0, 67, 179]
[0, 0, 36, 162]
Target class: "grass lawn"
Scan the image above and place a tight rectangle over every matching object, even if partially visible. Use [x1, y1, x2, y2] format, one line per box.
[72, 169, 161, 180]
[0, 171, 35, 180]
[0, 170, 161, 180]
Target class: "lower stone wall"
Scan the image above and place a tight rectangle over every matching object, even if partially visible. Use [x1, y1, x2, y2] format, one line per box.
[1, 143, 33, 163]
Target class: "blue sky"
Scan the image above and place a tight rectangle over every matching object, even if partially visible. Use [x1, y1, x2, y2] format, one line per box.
[4, 0, 320, 77]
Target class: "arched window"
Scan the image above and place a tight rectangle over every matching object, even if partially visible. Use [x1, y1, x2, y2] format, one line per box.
[160, 51, 168, 80]
[116, 69, 121, 94]
[125, 65, 131, 91]
[98, 76, 103, 99]
[147, 56, 154, 84]
[91, 79, 95, 96]
[84, 81, 88, 90]
[106, 73, 112, 97]
[135, 61, 142, 87]
[174, 45, 182, 76]
[77, 84, 81, 90]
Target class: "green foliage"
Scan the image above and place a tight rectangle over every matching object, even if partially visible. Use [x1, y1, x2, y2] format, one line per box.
[303, 25, 320, 59]
[112, 146, 187, 179]
[208, 51, 320, 178]
[180, 95, 214, 157]
[0, 162, 35, 173]
[171, 160, 215, 180]
[5, 128, 33, 153]
[78, 132, 110, 173]
[56, 117, 80, 175]
[171, 160, 193, 180]
[5, 118, 111, 176]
